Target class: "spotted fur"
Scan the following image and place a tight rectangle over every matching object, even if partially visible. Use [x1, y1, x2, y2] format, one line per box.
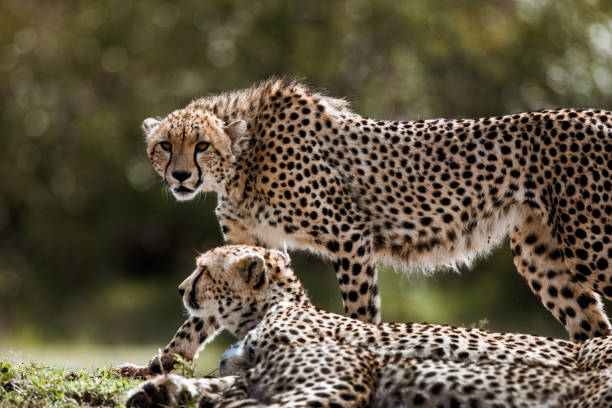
[143, 78, 612, 340]
[125, 245, 612, 408]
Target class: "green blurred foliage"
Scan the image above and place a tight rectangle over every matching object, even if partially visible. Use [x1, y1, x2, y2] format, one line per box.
[0, 0, 611, 348]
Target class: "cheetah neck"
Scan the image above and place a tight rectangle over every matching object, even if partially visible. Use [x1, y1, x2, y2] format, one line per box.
[188, 78, 353, 201]
[228, 271, 310, 339]
[188, 77, 349, 124]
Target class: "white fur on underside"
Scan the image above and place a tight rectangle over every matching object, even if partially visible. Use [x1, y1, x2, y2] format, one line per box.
[251, 204, 528, 277]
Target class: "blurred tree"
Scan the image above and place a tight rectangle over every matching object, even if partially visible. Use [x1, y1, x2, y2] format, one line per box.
[0, 0, 610, 345]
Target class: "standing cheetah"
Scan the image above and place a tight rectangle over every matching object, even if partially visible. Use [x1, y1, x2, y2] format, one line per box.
[143, 78, 612, 341]
[124, 245, 612, 408]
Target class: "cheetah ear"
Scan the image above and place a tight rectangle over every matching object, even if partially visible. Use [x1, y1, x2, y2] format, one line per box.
[224, 119, 247, 142]
[235, 254, 266, 288]
[142, 118, 160, 138]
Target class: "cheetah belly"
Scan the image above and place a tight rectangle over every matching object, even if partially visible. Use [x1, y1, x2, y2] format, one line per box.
[252, 224, 326, 255]
[374, 205, 523, 271]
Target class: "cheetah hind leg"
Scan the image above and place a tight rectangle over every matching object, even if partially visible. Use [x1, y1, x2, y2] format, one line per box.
[510, 208, 611, 341]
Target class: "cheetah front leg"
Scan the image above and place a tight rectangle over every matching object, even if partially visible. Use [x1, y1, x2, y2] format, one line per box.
[120, 315, 221, 377]
[217, 205, 262, 246]
[126, 374, 237, 408]
[329, 228, 381, 323]
[127, 375, 337, 408]
[510, 208, 611, 341]
[205, 379, 268, 408]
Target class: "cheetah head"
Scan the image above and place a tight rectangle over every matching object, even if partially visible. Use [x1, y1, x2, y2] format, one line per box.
[177, 245, 298, 337]
[142, 108, 246, 201]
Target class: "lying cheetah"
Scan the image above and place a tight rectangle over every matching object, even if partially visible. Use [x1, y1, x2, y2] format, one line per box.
[143, 78, 612, 341]
[125, 245, 612, 408]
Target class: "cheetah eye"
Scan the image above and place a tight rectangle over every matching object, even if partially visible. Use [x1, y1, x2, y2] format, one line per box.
[159, 141, 172, 152]
[196, 141, 210, 152]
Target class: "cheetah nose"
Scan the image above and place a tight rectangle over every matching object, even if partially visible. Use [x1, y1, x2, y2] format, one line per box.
[178, 287, 185, 296]
[172, 170, 191, 182]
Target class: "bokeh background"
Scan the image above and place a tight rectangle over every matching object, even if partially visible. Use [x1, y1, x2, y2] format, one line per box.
[1, 0, 611, 372]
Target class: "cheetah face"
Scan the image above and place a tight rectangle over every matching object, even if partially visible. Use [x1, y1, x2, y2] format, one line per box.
[142, 109, 246, 201]
[177, 245, 268, 325]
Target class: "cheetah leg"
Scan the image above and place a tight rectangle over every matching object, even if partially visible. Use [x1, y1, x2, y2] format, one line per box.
[207, 379, 266, 408]
[125, 374, 237, 408]
[119, 316, 221, 377]
[556, 205, 612, 321]
[577, 335, 612, 371]
[510, 209, 611, 341]
[127, 370, 370, 408]
[330, 230, 380, 323]
[215, 385, 362, 408]
[213, 359, 374, 407]
[217, 208, 262, 246]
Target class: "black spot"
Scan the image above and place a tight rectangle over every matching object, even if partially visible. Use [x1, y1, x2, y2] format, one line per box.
[326, 240, 340, 253]
[577, 294, 595, 308]
[534, 244, 547, 255]
[462, 385, 475, 394]
[513, 245, 522, 257]
[575, 249, 588, 260]
[576, 264, 591, 276]
[420, 217, 432, 226]
[580, 320, 591, 331]
[596, 258, 608, 270]
[573, 332, 588, 342]
[548, 249, 563, 260]
[430, 383, 444, 395]
[339, 393, 356, 401]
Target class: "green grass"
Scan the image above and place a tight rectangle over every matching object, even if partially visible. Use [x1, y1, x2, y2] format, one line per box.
[0, 361, 140, 407]
[0, 357, 209, 407]
[0, 339, 231, 407]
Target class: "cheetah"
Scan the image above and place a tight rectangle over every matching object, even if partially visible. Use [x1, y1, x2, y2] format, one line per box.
[143, 78, 612, 340]
[124, 245, 612, 408]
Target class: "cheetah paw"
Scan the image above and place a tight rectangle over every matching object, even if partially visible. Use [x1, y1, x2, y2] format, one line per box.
[118, 355, 173, 379]
[117, 363, 154, 379]
[126, 374, 197, 407]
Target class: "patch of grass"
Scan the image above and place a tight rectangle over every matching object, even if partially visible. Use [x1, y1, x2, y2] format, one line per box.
[0, 361, 141, 407]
